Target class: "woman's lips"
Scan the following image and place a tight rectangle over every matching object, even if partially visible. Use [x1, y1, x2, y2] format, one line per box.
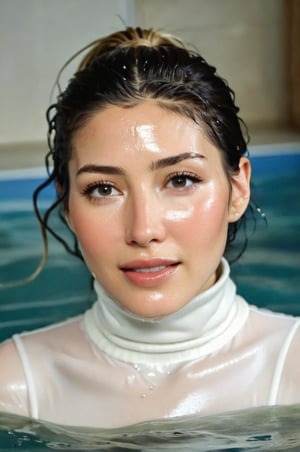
[120, 259, 180, 287]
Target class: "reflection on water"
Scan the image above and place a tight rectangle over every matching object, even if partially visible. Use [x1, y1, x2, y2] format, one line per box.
[1, 405, 300, 451]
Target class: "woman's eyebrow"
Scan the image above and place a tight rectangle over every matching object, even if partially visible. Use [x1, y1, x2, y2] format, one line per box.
[151, 152, 205, 171]
[76, 152, 205, 177]
[76, 165, 126, 177]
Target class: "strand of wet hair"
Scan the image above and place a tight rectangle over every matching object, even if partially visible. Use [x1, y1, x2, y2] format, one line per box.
[0, 180, 50, 288]
[50, 38, 105, 99]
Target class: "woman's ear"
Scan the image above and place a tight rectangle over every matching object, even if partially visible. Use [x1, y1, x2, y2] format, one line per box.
[228, 157, 251, 223]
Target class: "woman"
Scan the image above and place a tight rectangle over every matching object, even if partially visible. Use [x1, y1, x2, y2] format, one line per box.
[0, 27, 299, 428]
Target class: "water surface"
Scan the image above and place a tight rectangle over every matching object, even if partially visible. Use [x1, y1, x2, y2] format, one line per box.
[1, 405, 300, 451]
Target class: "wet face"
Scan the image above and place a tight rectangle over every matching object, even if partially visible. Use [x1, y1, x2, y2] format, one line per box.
[67, 102, 250, 318]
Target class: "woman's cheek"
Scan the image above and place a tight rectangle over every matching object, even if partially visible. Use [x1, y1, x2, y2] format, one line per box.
[166, 189, 228, 241]
[68, 207, 114, 256]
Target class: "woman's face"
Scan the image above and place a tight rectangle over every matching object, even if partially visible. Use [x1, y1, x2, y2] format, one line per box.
[67, 102, 250, 318]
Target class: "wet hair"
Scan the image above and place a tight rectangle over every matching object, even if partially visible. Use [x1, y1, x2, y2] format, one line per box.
[34, 26, 253, 276]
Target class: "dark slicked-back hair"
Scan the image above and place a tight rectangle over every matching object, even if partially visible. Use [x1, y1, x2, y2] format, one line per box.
[34, 27, 251, 267]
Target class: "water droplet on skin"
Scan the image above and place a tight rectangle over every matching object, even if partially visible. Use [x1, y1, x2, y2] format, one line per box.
[127, 375, 135, 384]
[141, 393, 147, 399]
[147, 371, 156, 378]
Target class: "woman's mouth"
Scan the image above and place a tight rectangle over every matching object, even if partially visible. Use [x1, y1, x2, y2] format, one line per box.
[134, 265, 169, 273]
[120, 260, 179, 287]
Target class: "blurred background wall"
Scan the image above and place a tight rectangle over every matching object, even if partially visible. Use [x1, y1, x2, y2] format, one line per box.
[0, 0, 299, 163]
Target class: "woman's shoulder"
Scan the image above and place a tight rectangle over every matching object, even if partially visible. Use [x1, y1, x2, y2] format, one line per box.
[246, 304, 300, 403]
[14, 315, 86, 352]
[0, 315, 91, 418]
[234, 302, 300, 360]
[276, 317, 300, 404]
[0, 338, 23, 374]
[0, 339, 25, 384]
[248, 304, 299, 327]
[0, 339, 29, 416]
[245, 304, 300, 345]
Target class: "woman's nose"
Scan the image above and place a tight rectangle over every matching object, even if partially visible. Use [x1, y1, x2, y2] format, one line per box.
[125, 192, 166, 247]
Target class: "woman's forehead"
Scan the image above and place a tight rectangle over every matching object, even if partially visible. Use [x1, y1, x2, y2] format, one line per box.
[69, 103, 227, 181]
[72, 102, 208, 153]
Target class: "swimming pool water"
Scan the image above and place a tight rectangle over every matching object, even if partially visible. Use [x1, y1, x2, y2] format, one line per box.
[231, 152, 300, 316]
[1, 404, 300, 450]
[0, 150, 300, 451]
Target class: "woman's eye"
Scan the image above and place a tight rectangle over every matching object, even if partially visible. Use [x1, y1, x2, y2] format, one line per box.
[83, 183, 120, 199]
[166, 173, 201, 189]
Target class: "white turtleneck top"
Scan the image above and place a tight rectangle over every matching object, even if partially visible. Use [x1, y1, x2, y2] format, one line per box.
[84, 259, 248, 364]
[0, 259, 299, 428]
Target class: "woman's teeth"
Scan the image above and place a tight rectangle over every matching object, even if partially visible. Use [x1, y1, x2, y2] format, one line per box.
[134, 266, 167, 273]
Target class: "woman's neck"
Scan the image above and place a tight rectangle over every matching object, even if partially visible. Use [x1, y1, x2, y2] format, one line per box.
[83, 259, 249, 364]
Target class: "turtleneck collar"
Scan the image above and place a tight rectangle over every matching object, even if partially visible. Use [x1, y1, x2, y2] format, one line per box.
[83, 259, 249, 365]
